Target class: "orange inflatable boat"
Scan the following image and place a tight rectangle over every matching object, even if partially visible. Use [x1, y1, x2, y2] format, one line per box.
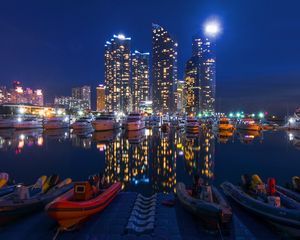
[46, 181, 121, 229]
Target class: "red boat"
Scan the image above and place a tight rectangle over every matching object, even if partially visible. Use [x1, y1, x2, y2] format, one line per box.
[46, 181, 122, 229]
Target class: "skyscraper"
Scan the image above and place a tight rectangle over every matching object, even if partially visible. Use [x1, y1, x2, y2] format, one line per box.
[192, 33, 216, 115]
[72, 85, 91, 109]
[131, 51, 150, 111]
[176, 80, 185, 113]
[96, 84, 105, 112]
[184, 56, 200, 114]
[104, 34, 131, 114]
[152, 23, 178, 114]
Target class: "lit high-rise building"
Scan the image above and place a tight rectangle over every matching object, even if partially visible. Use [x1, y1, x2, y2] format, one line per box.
[72, 85, 91, 109]
[192, 33, 216, 115]
[104, 34, 131, 114]
[9, 82, 44, 106]
[176, 80, 185, 113]
[152, 24, 178, 114]
[131, 51, 150, 111]
[96, 84, 105, 112]
[184, 56, 200, 114]
[0, 86, 9, 104]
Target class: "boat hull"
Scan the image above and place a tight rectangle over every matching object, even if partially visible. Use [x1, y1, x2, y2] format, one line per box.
[46, 182, 121, 229]
[0, 184, 72, 225]
[221, 182, 300, 237]
[126, 121, 145, 131]
[176, 183, 232, 229]
[92, 121, 117, 131]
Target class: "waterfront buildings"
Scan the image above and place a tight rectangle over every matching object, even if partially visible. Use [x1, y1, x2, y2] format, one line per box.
[96, 84, 106, 112]
[104, 34, 131, 114]
[185, 33, 216, 115]
[131, 51, 150, 111]
[54, 96, 89, 111]
[72, 86, 91, 109]
[152, 23, 178, 114]
[0, 82, 44, 106]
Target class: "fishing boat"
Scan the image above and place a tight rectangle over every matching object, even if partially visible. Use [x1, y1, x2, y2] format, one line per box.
[236, 118, 261, 131]
[13, 117, 43, 129]
[185, 117, 200, 134]
[213, 118, 234, 131]
[221, 175, 300, 237]
[125, 112, 145, 131]
[92, 113, 119, 131]
[0, 173, 9, 189]
[46, 180, 121, 229]
[0, 175, 72, 225]
[176, 182, 232, 229]
[44, 117, 69, 130]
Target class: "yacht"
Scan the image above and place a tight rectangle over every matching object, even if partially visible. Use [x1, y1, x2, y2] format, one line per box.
[236, 118, 261, 131]
[213, 118, 234, 131]
[13, 117, 43, 129]
[0, 116, 16, 128]
[185, 117, 200, 133]
[71, 117, 92, 130]
[284, 109, 300, 130]
[125, 112, 145, 131]
[92, 113, 119, 131]
[44, 117, 69, 130]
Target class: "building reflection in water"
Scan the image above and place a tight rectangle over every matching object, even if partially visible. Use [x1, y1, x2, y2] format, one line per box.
[71, 129, 92, 149]
[0, 129, 44, 153]
[182, 127, 215, 186]
[151, 129, 177, 193]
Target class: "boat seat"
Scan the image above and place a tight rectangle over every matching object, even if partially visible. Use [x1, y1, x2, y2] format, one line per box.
[73, 182, 94, 201]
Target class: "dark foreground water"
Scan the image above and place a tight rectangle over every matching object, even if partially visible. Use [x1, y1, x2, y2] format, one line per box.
[0, 127, 299, 195]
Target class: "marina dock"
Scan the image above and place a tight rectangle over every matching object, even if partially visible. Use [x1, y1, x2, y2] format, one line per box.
[0, 192, 279, 240]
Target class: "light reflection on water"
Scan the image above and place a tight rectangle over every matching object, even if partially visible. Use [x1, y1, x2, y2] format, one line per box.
[0, 127, 299, 195]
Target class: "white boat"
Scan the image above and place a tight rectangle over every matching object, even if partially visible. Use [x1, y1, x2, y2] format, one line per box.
[44, 117, 69, 130]
[125, 112, 145, 131]
[284, 109, 300, 130]
[92, 113, 119, 131]
[185, 117, 200, 133]
[13, 117, 43, 129]
[236, 118, 261, 131]
[0, 117, 16, 128]
[213, 118, 234, 131]
[71, 117, 92, 130]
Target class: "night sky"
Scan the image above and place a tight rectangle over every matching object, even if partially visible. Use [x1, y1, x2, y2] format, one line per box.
[0, 0, 299, 114]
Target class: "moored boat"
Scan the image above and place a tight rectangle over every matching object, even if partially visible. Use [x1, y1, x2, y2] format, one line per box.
[13, 117, 43, 129]
[92, 113, 119, 131]
[125, 112, 145, 131]
[0, 116, 17, 128]
[185, 117, 200, 134]
[0, 176, 72, 225]
[221, 175, 300, 237]
[44, 117, 69, 130]
[46, 180, 121, 229]
[71, 117, 93, 130]
[236, 118, 261, 131]
[213, 118, 234, 131]
[176, 182, 232, 229]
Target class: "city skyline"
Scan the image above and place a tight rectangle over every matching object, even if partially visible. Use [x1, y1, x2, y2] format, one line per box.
[1, 0, 300, 114]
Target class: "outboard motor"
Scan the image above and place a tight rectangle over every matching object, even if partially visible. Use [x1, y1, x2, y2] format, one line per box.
[267, 178, 276, 196]
[241, 174, 251, 190]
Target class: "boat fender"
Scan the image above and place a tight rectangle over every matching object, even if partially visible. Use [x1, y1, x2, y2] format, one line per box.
[267, 178, 276, 196]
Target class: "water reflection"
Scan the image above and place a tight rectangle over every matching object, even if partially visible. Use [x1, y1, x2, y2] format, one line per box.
[0, 129, 43, 153]
[0, 127, 299, 194]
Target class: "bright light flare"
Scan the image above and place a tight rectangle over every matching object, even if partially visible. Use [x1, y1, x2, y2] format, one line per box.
[204, 19, 221, 37]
